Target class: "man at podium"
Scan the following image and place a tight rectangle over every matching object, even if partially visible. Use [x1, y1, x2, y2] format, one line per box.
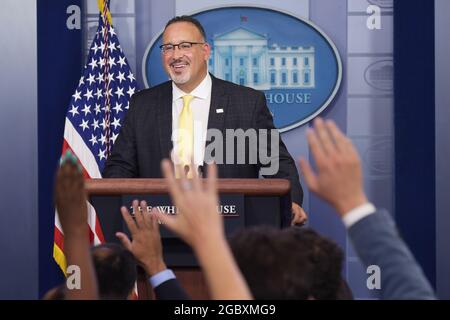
[103, 15, 306, 226]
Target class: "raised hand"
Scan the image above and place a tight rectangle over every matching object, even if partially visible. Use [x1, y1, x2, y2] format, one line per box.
[54, 151, 98, 299]
[299, 118, 368, 216]
[155, 159, 223, 249]
[54, 151, 87, 235]
[116, 200, 167, 276]
[155, 159, 252, 300]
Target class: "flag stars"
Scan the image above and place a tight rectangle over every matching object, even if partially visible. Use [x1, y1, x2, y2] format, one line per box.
[108, 26, 116, 37]
[115, 87, 124, 99]
[88, 57, 98, 70]
[95, 88, 103, 100]
[81, 104, 91, 116]
[96, 72, 104, 84]
[127, 72, 135, 82]
[64, 23, 135, 184]
[127, 86, 136, 97]
[68, 105, 79, 117]
[108, 41, 117, 53]
[98, 148, 106, 161]
[99, 42, 106, 53]
[111, 132, 119, 144]
[98, 57, 106, 68]
[99, 133, 107, 145]
[108, 56, 116, 68]
[72, 90, 82, 102]
[79, 119, 89, 131]
[116, 71, 126, 83]
[84, 89, 94, 101]
[113, 102, 123, 113]
[89, 134, 98, 146]
[101, 91, 112, 102]
[101, 104, 111, 113]
[107, 72, 115, 83]
[100, 118, 108, 130]
[117, 56, 126, 68]
[94, 103, 101, 115]
[91, 119, 100, 130]
[86, 73, 96, 85]
[111, 117, 121, 130]
[91, 42, 100, 55]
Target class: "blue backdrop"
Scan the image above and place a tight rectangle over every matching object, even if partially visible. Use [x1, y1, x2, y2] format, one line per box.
[37, 0, 84, 297]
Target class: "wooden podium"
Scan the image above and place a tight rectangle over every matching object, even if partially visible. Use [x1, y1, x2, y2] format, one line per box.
[85, 178, 291, 299]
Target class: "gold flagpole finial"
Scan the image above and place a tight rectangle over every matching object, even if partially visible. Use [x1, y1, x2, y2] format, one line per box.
[97, 0, 113, 25]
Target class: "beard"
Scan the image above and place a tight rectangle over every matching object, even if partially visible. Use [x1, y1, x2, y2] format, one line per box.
[167, 58, 191, 85]
[169, 69, 191, 85]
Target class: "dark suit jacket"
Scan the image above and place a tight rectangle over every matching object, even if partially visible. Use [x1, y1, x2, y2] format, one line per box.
[154, 279, 189, 300]
[348, 210, 436, 300]
[103, 75, 303, 205]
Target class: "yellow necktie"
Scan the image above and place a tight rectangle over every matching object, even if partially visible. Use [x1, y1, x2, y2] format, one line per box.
[178, 95, 194, 177]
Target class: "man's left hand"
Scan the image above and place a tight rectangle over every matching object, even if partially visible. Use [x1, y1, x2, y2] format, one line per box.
[291, 202, 308, 226]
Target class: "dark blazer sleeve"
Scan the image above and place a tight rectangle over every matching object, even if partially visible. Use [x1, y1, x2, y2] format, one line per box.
[154, 278, 190, 300]
[254, 92, 303, 205]
[348, 209, 436, 300]
[102, 95, 139, 178]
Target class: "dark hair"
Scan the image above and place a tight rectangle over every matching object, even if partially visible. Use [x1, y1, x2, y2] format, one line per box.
[337, 278, 354, 300]
[229, 227, 345, 300]
[91, 243, 137, 300]
[297, 228, 345, 299]
[164, 15, 207, 41]
[42, 284, 66, 300]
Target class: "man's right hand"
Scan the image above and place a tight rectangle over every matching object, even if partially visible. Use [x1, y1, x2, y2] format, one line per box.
[116, 200, 167, 276]
[299, 118, 368, 217]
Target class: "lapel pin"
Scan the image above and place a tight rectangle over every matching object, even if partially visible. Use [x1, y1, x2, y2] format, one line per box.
[216, 108, 224, 113]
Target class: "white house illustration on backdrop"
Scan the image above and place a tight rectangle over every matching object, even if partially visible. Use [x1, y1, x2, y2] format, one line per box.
[208, 27, 315, 90]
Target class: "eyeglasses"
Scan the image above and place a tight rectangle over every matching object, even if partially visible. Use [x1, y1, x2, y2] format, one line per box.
[159, 42, 205, 54]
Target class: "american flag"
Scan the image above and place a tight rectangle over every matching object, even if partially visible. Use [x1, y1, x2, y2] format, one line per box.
[53, 1, 137, 273]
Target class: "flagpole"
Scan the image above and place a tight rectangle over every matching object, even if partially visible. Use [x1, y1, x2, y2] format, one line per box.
[98, 0, 113, 156]
[97, 0, 112, 26]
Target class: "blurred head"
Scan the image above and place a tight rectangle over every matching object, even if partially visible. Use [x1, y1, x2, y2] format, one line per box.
[91, 243, 137, 300]
[229, 227, 344, 300]
[161, 16, 211, 93]
[42, 284, 66, 300]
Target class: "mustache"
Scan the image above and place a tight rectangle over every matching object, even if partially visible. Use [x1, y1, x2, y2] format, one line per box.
[170, 59, 190, 66]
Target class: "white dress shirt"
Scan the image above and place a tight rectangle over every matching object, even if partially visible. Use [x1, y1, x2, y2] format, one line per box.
[149, 269, 176, 288]
[342, 202, 376, 228]
[172, 73, 212, 170]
